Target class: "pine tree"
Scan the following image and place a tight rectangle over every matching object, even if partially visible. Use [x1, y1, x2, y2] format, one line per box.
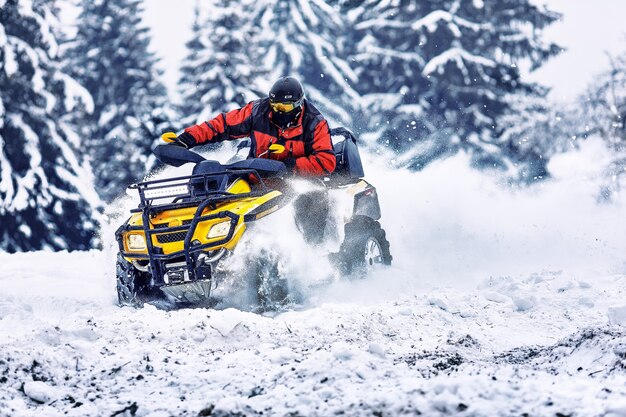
[178, 3, 209, 123]
[582, 53, 626, 150]
[64, 0, 173, 202]
[0, 0, 100, 252]
[179, 0, 359, 128]
[497, 90, 582, 182]
[178, 1, 262, 125]
[247, 0, 360, 127]
[180, 0, 359, 127]
[340, 0, 561, 171]
[580, 51, 626, 198]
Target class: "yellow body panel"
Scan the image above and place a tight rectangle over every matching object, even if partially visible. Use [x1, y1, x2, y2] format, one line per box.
[121, 180, 281, 260]
[347, 179, 369, 196]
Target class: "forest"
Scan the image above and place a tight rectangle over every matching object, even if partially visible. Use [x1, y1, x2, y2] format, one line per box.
[0, 0, 625, 252]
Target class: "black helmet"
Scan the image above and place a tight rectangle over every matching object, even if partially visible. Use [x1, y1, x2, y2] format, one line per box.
[269, 76, 305, 129]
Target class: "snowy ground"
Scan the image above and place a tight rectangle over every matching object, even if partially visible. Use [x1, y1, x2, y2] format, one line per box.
[2, 140, 626, 416]
[1, 251, 626, 417]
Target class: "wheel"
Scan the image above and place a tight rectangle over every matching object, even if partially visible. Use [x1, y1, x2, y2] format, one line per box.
[116, 254, 150, 307]
[253, 250, 290, 311]
[293, 190, 329, 245]
[338, 216, 392, 275]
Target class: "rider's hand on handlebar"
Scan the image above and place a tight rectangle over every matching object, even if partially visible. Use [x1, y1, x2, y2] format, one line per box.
[161, 131, 196, 149]
[173, 132, 196, 149]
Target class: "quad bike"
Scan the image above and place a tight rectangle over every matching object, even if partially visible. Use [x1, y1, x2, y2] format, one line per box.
[115, 127, 392, 308]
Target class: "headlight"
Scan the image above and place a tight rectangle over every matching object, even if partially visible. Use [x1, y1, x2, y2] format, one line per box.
[207, 221, 231, 239]
[126, 233, 147, 251]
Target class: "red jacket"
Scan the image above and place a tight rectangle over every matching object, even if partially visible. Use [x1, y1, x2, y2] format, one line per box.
[184, 98, 336, 176]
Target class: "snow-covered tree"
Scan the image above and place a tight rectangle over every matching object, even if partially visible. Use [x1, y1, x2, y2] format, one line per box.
[0, 0, 101, 252]
[341, 0, 561, 171]
[582, 54, 626, 149]
[178, 1, 262, 124]
[579, 51, 626, 197]
[180, 0, 560, 174]
[178, 4, 209, 123]
[496, 89, 587, 182]
[246, 0, 360, 127]
[64, 0, 172, 202]
[178, 0, 359, 127]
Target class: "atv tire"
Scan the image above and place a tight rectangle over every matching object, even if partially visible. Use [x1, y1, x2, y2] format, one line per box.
[338, 216, 392, 276]
[116, 254, 151, 308]
[254, 251, 290, 311]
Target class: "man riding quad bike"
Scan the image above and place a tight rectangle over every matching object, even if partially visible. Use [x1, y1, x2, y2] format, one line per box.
[115, 77, 392, 309]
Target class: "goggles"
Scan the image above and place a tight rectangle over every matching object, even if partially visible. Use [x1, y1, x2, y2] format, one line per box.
[270, 98, 302, 113]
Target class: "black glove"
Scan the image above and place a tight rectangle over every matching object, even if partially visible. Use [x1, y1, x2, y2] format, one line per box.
[172, 131, 196, 149]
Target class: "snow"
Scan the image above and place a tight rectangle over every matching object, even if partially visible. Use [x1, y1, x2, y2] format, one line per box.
[54, 73, 95, 114]
[1, 250, 625, 416]
[18, 224, 31, 238]
[306, 85, 352, 124]
[411, 10, 485, 33]
[355, 40, 426, 66]
[0, 137, 15, 211]
[5, 115, 46, 211]
[28, 3, 58, 58]
[309, 0, 343, 26]
[11, 37, 45, 93]
[2, 43, 18, 77]
[354, 10, 486, 33]
[2, 139, 626, 415]
[298, 0, 319, 27]
[97, 105, 118, 127]
[422, 47, 496, 77]
[22, 381, 60, 405]
[608, 306, 626, 326]
[305, 30, 360, 101]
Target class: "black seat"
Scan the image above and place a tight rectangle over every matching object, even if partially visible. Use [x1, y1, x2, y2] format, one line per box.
[190, 160, 224, 195]
[226, 158, 287, 178]
[330, 127, 364, 181]
[192, 160, 223, 176]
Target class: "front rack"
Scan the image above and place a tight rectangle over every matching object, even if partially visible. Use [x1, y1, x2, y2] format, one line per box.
[129, 168, 269, 211]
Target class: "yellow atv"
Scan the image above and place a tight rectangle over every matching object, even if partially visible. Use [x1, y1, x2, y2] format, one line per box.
[115, 128, 391, 308]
